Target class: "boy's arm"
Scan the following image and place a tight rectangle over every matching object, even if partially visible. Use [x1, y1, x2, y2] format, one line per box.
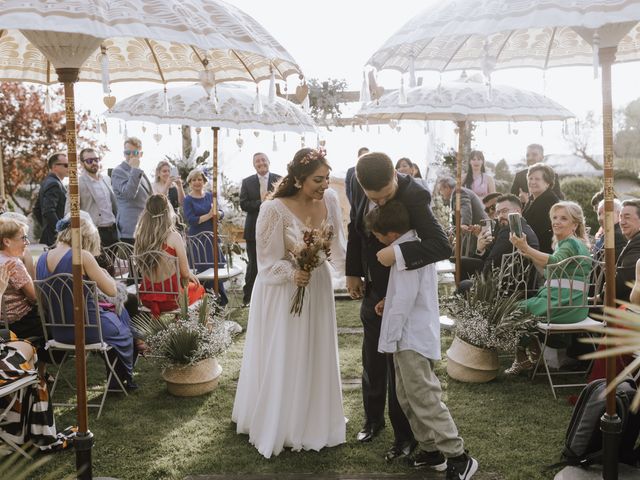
[381, 269, 420, 345]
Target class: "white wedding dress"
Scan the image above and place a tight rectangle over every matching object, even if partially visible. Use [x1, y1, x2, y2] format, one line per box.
[232, 188, 346, 458]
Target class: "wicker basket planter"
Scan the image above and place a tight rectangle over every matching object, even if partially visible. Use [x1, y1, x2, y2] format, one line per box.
[162, 357, 223, 397]
[446, 336, 499, 383]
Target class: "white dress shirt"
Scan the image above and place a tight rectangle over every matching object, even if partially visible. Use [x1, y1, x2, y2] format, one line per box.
[258, 173, 269, 198]
[377, 229, 441, 360]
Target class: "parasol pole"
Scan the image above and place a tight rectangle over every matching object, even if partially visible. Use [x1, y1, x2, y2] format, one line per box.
[599, 46, 621, 480]
[58, 67, 93, 480]
[211, 127, 220, 296]
[455, 120, 465, 286]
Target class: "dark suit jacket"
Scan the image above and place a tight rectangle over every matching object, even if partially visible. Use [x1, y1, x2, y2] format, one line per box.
[346, 173, 451, 298]
[478, 219, 539, 273]
[616, 232, 640, 302]
[240, 172, 281, 241]
[522, 188, 560, 254]
[345, 167, 356, 207]
[38, 173, 66, 246]
[592, 223, 626, 262]
[511, 168, 563, 200]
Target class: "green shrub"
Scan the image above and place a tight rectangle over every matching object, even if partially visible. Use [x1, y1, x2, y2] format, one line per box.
[560, 176, 602, 233]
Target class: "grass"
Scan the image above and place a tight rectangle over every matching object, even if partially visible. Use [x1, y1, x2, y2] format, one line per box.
[28, 291, 574, 480]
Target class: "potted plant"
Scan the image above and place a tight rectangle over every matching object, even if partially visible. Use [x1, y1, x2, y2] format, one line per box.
[441, 269, 536, 383]
[131, 293, 232, 396]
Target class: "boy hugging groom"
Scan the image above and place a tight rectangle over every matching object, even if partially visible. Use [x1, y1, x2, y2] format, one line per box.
[346, 152, 477, 479]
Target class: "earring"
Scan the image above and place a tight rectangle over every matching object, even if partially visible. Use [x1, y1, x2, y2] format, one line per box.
[294, 180, 302, 188]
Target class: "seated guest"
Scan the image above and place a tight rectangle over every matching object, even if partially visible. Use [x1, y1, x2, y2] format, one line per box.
[0, 218, 42, 340]
[182, 169, 228, 305]
[616, 199, 640, 302]
[592, 198, 625, 260]
[1, 211, 36, 279]
[459, 194, 539, 282]
[134, 194, 204, 316]
[35, 211, 136, 389]
[482, 192, 501, 221]
[522, 163, 560, 254]
[152, 160, 185, 211]
[506, 201, 591, 374]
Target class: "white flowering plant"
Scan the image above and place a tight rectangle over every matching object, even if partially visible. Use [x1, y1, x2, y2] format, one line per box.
[131, 293, 231, 367]
[441, 269, 536, 352]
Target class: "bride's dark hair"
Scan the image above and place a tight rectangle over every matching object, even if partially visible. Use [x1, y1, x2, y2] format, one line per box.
[271, 148, 331, 199]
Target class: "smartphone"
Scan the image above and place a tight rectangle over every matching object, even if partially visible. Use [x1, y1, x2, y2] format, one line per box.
[480, 219, 493, 236]
[170, 166, 179, 177]
[508, 212, 523, 238]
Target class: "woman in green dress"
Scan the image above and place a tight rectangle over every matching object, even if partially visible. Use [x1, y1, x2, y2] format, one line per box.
[505, 201, 591, 375]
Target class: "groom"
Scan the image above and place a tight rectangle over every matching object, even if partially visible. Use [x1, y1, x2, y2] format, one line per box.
[346, 152, 451, 461]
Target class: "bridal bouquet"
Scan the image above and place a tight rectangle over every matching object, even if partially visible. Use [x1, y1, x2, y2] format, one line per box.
[289, 221, 334, 316]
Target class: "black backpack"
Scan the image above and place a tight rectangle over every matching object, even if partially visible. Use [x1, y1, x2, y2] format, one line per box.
[561, 378, 639, 467]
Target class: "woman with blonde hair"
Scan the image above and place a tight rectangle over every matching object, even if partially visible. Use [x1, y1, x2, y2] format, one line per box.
[152, 160, 185, 210]
[134, 194, 204, 315]
[35, 211, 136, 388]
[506, 201, 591, 374]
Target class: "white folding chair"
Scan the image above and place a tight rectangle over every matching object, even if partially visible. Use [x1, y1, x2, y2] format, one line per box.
[186, 232, 242, 283]
[498, 251, 536, 300]
[130, 250, 183, 315]
[0, 374, 39, 458]
[531, 256, 604, 399]
[34, 273, 127, 418]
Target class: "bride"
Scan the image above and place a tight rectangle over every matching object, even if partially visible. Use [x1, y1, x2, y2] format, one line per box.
[232, 148, 346, 458]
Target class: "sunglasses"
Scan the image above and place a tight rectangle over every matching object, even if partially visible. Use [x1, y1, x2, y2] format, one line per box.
[124, 149, 140, 156]
[55, 163, 69, 167]
[83, 157, 100, 164]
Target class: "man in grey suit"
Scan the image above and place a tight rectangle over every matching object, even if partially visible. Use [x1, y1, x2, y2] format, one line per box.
[66, 147, 119, 247]
[437, 176, 488, 227]
[111, 137, 152, 245]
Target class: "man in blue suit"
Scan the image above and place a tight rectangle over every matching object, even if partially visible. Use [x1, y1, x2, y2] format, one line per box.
[240, 152, 281, 306]
[346, 152, 451, 462]
[111, 137, 152, 245]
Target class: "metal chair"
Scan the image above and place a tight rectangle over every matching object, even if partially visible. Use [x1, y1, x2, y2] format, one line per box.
[497, 250, 536, 300]
[0, 374, 39, 458]
[186, 232, 242, 283]
[130, 250, 183, 315]
[102, 241, 135, 281]
[34, 273, 127, 418]
[531, 256, 605, 399]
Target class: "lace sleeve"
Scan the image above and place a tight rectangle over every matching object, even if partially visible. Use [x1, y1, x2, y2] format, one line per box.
[325, 189, 346, 277]
[256, 200, 296, 285]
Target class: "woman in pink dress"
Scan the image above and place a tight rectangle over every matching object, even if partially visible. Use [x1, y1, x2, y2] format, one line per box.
[463, 150, 496, 200]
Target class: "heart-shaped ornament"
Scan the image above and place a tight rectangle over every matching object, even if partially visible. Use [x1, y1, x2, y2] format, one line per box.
[141, 125, 147, 133]
[153, 133, 162, 143]
[253, 131, 260, 138]
[103, 95, 116, 110]
[294, 83, 309, 104]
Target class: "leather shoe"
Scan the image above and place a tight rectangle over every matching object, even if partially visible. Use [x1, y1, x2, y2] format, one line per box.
[356, 421, 385, 442]
[385, 440, 417, 462]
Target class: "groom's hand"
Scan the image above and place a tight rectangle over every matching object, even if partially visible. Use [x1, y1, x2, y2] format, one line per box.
[346, 276, 364, 299]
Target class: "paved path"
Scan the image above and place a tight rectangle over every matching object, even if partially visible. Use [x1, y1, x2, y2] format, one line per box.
[185, 474, 443, 479]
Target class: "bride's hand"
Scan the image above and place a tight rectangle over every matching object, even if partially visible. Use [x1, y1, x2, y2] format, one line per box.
[294, 270, 310, 287]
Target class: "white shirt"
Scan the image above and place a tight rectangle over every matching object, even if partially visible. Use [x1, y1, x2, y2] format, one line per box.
[377, 230, 441, 360]
[258, 173, 269, 198]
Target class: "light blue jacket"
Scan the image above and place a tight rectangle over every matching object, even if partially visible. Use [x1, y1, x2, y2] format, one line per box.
[110, 161, 151, 239]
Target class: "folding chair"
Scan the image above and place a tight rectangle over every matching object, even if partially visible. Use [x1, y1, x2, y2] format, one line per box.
[0, 374, 39, 458]
[34, 273, 127, 418]
[102, 241, 134, 281]
[531, 256, 605, 399]
[186, 232, 242, 283]
[498, 251, 537, 300]
[130, 250, 183, 315]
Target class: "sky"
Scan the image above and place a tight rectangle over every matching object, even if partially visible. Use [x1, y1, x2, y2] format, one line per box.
[71, 0, 640, 183]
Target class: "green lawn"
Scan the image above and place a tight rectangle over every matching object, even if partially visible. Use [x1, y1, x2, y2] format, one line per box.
[30, 293, 574, 480]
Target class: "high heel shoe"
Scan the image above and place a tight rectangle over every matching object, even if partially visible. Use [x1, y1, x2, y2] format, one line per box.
[504, 358, 534, 376]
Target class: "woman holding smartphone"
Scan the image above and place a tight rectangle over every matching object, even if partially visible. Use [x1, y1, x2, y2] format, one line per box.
[152, 160, 185, 211]
[506, 201, 591, 375]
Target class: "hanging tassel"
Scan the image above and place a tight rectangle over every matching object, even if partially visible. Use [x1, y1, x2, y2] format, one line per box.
[253, 85, 263, 115]
[398, 77, 407, 105]
[100, 45, 110, 95]
[508, 122, 512, 135]
[163, 86, 169, 113]
[359, 71, 371, 104]
[377, 125, 381, 134]
[575, 119, 580, 135]
[366, 120, 370, 133]
[409, 57, 417, 88]
[268, 66, 276, 105]
[44, 85, 51, 114]
[351, 124, 356, 133]
[592, 31, 600, 79]
[226, 128, 230, 137]
[123, 123, 129, 140]
[316, 134, 320, 148]
[272, 133, 278, 152]
[168, 125, 172, 135]
[118, 121, 122, 135]
[301, 135, 305, 148]
[196, 127, 202, 148]
[302, 92, 310, 111]
[236, 132, 244, 150]
[283, 132, 287, 143]
[540, 122, 544, 136]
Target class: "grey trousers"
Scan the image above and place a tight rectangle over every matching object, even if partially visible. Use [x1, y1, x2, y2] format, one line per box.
[393, 349, 464, 457]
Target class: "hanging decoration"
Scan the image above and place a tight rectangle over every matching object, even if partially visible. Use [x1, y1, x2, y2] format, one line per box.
[592, 31, 600, 79]
[268, 65, 276, 105]
[44, 85, 51, 114]
[272, 133, 278, 152]
[253, 131, 260, 138]
[359, 71, 371, 104]
[141, 124, 147, 133]
[100, 44, 111, 95]
[163, 86, 169, 113]
[153, 126, 162, 144]
[236, 132, 244, 150]
[301, 135, 305, 148]
[398, 77, 408, 105]
[252, 85, 264, 115]
[123, 122, 128, 140]
[196, 127, 202, 148]
[100, 120, 108, 135]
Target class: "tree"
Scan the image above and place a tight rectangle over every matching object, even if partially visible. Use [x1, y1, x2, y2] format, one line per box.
[563, 111, 603, 171]
[0, 82, 98, 213]
[614, 98, 640, 160]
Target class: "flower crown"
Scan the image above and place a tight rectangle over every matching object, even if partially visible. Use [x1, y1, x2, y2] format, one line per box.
[299, 148, 326, 165]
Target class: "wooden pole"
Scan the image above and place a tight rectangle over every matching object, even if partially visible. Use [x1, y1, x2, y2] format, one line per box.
[57, 67, 93, 480]
[599, 46, 622, 480]
[212, 127, 220, 295]
[455, 120, 465, 286]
